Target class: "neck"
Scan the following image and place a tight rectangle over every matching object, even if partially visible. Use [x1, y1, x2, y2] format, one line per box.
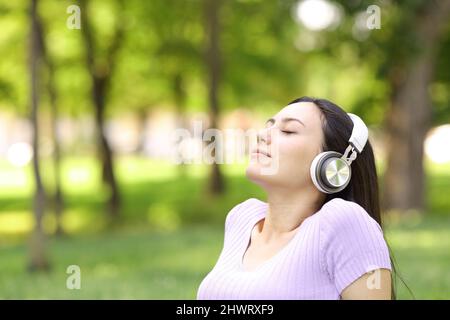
[259, 186, 325, 241]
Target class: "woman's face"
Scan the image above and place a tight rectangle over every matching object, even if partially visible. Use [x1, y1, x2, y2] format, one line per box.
[246, 102, 325, 190]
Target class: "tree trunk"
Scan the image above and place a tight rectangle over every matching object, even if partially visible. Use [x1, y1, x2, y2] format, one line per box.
[136, 108, 148, 155]
[51, 105, 64, 236]
[28, 0, 50, 271]
[204, 0, 225, 194]
[173, 73, 188, 177]
[80, 0, 123, 220]
[95, 93, 120, 219]
[383, 1, 450, 213]
[36, 9, 65, 236]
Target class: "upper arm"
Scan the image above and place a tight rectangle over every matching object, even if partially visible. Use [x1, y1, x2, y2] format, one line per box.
[340, 268, 392, 300]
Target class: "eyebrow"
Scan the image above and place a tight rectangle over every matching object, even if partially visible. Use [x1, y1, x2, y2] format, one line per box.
[265, 117, 306, 127]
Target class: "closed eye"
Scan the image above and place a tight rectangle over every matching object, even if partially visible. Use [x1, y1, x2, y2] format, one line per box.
[281, 130, 296, 135]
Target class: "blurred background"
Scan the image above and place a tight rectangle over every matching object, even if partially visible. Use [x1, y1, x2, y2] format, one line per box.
[0, 0, 449, 299]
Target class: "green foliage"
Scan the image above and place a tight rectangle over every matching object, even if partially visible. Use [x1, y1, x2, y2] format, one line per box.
[1, 0, 449, 120]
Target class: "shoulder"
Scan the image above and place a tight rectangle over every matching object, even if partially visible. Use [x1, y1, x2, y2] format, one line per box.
[317, 198, 389, 264]
[225, 198, 266, 232]
[318, 197, 383, 234]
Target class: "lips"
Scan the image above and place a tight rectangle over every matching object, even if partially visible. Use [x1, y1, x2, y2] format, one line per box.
[251, 147, 271, 158]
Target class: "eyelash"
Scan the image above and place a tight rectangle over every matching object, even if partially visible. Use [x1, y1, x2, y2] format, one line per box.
[264, 123, 297, 135]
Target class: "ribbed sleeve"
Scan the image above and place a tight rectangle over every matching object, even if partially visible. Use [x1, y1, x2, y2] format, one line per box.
[224, 202, 243, 235]
[319, 198, 392, 294]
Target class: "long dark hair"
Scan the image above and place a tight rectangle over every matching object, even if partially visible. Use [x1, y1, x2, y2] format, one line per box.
[288, 96, 413, 300]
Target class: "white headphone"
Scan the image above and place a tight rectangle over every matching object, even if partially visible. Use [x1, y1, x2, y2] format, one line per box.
[310, 113, 368, 194]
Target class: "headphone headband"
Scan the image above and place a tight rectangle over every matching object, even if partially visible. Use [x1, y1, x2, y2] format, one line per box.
[347, 113, 368, 153]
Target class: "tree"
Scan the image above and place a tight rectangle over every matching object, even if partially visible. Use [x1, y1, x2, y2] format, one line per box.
[36, 6, 65, 236]
[80, 0, 124, 220]
[134, 0, 203, 167]
[204, 0, 225, 194]
[28, 0, 50, 271]
[382, 0, 450, 212]
[310, 0, 450, 213]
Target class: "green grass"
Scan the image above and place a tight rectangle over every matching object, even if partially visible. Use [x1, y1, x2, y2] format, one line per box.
[0, 226, 224, 299]
[0, 156, 449, 299]
[384, 216, 450, 299]
[0, 217, 449, 299]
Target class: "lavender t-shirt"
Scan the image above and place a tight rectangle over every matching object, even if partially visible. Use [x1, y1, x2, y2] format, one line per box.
[197, 197, 392, 300]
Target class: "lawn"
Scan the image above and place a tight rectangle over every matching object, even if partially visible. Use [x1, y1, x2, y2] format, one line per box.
[0, 226, 221, 299]
[0, 156, 449, 299]
[0, 217, 449, 299]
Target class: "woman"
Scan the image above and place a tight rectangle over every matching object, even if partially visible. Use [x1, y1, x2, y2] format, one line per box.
[197, 96, 393, 300]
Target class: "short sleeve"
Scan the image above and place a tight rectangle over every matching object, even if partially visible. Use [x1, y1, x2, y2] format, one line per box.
[224, 202, 243, 234]
[319, 198, 392, 294]
[223, 199, 249, 247]
[223, 198, 263, 245]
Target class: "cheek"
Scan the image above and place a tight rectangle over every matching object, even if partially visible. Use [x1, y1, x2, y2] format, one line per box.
[279, 138, 309, 159]
[277, 138, 316, 174]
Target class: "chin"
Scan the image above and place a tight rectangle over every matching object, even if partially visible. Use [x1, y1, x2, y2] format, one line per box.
[245, 162, 275, 188]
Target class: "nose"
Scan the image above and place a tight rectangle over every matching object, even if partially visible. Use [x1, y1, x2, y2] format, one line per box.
[257, 127, 272, 145]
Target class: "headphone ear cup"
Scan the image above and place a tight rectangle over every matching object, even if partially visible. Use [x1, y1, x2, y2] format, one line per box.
[310, 151, 351, 194]
[321, 155, 351, 192]
[310, 152, 336, 194]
